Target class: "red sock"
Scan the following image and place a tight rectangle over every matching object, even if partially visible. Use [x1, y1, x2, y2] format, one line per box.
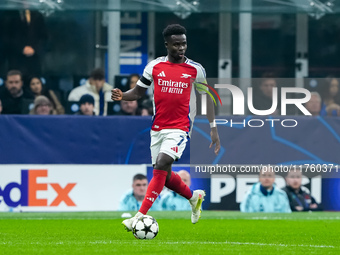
[139, 169, 167, 214]
[165, 171, 192, 200]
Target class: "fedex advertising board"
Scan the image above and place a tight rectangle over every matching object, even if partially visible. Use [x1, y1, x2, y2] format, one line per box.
[0, 165, 146, 212]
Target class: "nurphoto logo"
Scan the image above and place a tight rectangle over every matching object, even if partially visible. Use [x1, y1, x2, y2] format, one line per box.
[198, 81, 312, 128]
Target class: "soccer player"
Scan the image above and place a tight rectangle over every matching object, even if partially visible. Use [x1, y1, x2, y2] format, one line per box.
[111, 24, 220, 231]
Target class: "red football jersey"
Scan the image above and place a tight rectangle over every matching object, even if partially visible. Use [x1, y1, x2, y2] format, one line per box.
[137, 56, 206, 135]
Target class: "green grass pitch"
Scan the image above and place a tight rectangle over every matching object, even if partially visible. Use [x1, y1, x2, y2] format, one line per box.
[1, 211, 340, 254]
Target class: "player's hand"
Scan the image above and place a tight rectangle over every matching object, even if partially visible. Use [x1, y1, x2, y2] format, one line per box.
[111, 88, 123, 101]
[209, 127, 220, 155]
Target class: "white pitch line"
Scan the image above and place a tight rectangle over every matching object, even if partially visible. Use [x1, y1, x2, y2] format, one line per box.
[0, 218, 114, 220]
[2, 216, 340, 221]
[226, 241, 335, 248]
[249, 216, 340, 220]
[1, 240, 335, 248]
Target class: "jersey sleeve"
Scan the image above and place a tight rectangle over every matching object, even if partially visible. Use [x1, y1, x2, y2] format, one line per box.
[136, 61, 154, 88]
[193, 65, 208, 95]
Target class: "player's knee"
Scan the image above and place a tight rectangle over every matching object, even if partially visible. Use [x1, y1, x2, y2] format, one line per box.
[154, 153, 174, 171]
[154, 160, 171, 172]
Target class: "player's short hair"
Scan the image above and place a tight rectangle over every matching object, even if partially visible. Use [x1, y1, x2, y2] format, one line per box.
[133, 174, 147, 182]
[162, 24, 187, 41]
[7, 70, 22, 79]
[90, 68, 105, 80]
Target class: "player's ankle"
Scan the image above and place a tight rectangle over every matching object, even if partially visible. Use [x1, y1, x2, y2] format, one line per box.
[189, 192, 197, 202]
[135, 212, 144, 217]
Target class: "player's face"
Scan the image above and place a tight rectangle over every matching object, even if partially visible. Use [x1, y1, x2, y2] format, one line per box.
[259, 168, 275, 189]
[133, 179, 148, 197]
[286, 171, 302, 190]
[165, 34, 187, 62]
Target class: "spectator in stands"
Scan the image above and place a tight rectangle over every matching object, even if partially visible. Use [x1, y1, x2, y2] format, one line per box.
[27, 76, 64, 114]
[128, 73, 151, 113]
[119, 174, 161, 211]
[0, 70, 29, 114]
[140, 98, 153, 116]
[282, 170, 322, 212]
[30, 95, 54, 115]
[320, 76, 340, 116]
[252, 73, 279, 115]
[305, 92, 322, 116]
[75, 94, 95, 116]
[68, 68, 113, 116]
[240, 166, 291, 213]
[4, 10, 47, 80]
[160, 170, 192, 211]
[119, 100, 140, 115]
[129, 73, 140, 90]
[0, 99, 2, 114]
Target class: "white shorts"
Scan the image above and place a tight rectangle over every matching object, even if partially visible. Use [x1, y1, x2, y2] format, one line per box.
[150, 129, 188, 165]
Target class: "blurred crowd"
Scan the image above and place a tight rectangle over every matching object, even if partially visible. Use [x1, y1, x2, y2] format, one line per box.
[252, 72, 340, 117]
[1, 68, 340, 117]
[0, 68, 153, 117]
[0, 10, 153, 117]
[240, 166, 322, 213]
[0, 9, 339, 117]
[119, 168, 322, 212]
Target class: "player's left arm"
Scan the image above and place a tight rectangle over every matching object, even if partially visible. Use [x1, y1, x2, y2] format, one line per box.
[206, 95, 220, 155]
[194, 65, 221, 155]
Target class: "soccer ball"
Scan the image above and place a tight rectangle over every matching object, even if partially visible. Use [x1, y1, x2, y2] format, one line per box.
[132, 215, 159, 239]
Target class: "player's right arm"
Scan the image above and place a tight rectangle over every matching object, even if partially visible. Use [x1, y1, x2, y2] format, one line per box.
[111, 86, 147, 101]
[112, 59, 155, 102]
